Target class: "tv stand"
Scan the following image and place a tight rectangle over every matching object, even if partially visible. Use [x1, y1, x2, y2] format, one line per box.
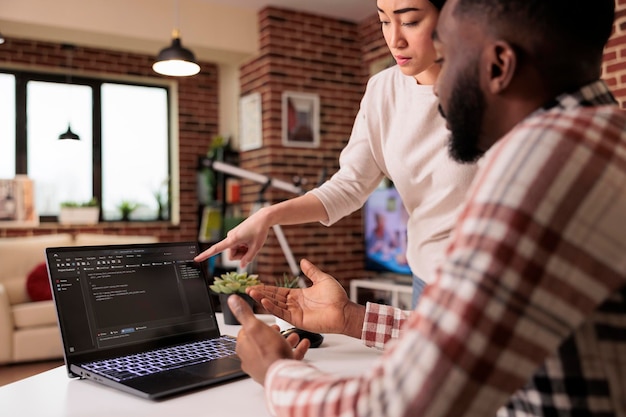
[349, 277, 412, 309]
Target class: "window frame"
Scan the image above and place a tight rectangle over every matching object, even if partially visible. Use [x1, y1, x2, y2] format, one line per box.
[1, 66, 180, 225]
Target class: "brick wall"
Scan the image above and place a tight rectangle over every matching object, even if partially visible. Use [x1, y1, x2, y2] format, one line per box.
[605, 0, 626, 108]
[0, 38, 219, 242]
[238, 8, 374, 285]
[359, 13, 392, 72]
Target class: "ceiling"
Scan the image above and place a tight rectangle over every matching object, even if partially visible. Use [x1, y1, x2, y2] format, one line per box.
[199, 0, 374, 22]
[0, 0, 376, 64]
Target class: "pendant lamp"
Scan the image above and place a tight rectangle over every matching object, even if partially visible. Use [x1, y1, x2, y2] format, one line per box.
[59, 44, 80, 140]
[59, 125, 80, 140]
[0, 32, 5, 45]
[153, 0, 200, 77]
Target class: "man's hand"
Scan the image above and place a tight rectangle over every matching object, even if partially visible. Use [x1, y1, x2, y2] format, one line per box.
[228, 295, 310, 385]
[247, 259, 366, 338]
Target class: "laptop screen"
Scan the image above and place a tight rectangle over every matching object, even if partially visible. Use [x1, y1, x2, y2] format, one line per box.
[46, 242, 219, 359]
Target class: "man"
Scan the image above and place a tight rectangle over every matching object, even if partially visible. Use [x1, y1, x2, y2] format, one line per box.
[227, 0, 626, 416]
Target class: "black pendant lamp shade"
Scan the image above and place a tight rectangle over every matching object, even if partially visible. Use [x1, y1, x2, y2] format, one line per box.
[59, 124, 80, 140]
[153, 29, 200, 77]
[59, 45, 80, 141]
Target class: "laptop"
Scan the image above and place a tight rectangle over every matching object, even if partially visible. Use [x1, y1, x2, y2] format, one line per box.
[45, 241, 247, 400]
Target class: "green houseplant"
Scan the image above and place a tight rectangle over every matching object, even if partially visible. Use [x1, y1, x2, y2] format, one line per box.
[274, 273, 300, 289]
[210, 271, 260, 325]
[152, 178, 169, 221]
[117, 200, 140, 221]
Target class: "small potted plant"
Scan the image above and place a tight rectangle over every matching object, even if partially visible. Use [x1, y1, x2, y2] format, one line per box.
[117, 200, 140, 221]
[59, 197, 99, 225]
[273, 273, 300, 330]
[210, 271, 260, 325]
[152, 178, 169, 221]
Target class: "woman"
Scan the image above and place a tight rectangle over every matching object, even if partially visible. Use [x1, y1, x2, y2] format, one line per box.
[195, 0, 477, 308]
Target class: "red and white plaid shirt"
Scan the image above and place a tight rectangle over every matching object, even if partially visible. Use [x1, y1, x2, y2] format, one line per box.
[264, 80, 626, 417]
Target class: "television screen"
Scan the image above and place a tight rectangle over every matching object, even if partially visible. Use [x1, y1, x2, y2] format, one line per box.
[363, 185, 411, 275]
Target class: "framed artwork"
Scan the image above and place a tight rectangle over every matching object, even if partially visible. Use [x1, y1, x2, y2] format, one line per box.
[238, 92, 262, 151]
[0, 175, 39, 228]
[282, 91, 320, 148]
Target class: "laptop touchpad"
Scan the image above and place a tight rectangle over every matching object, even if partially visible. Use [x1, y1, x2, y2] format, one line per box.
[183, 358, 243, 379]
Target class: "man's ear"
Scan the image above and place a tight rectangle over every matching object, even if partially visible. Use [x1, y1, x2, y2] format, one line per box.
[483, 41, 516, 94]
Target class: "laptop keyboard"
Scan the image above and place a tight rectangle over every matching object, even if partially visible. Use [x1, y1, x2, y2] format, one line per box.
[81, 336, 237, 382]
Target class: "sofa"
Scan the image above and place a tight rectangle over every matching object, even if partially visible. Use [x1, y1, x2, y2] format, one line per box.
[0, 233, 158, 365]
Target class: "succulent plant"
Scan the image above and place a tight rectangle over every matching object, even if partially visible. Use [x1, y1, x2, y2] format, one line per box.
[210, 271, 260, 294]
[274, 273, 300, 288]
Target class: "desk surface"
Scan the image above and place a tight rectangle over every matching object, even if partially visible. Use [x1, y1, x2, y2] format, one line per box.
[0, 314, 381, 417]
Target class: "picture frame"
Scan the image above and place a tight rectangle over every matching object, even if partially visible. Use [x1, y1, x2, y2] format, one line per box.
[281, 91, 320, 148]
[238, 92, 263, 151]
[0, 175, 39, 228]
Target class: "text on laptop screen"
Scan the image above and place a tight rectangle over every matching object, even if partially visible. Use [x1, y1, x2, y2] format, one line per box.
[47, 243, 218, 356]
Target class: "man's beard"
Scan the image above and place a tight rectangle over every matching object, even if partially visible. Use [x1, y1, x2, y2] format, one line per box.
[439, 63, 487, 164]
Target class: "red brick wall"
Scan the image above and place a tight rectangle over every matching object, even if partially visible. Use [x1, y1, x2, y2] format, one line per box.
[360, 13, 391, 72]
[0, 38, 219, 242]
[605, 0, 626, 109]
[238, 7, 373, 285]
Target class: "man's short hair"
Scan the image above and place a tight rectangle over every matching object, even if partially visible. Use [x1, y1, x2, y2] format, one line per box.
[453, 0, 615, 66]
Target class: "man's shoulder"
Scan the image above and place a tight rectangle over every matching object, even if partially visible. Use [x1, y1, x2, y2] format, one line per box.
[479, 103, 626, 188]
[547, 102, 623, 120]
[516, 103, 626, 143]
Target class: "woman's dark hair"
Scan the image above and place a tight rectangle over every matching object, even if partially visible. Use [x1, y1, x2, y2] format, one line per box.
[429, 0, 446, 10]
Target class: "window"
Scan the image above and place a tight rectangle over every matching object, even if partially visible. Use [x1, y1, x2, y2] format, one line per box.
[0, 70, 174, 222]
[27, 81, 93, 215]
[101, 84, 169, 221]
[0, 74, 16, 178]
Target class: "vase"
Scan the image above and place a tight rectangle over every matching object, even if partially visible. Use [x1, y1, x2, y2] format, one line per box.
[219, 293, 255, 325]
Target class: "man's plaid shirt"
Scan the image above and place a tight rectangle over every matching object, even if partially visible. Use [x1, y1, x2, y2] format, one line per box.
[264, 80, 626, 417]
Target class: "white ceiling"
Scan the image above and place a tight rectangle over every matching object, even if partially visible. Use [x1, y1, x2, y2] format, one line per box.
[199, 0, 374, 22]
[0, 0, 376, 64]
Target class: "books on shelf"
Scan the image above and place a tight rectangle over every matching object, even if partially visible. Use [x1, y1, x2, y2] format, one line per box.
[0, 175, 39, 227]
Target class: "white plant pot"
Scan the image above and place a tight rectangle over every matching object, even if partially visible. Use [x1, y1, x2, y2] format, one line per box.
[59, 207, 100, 225]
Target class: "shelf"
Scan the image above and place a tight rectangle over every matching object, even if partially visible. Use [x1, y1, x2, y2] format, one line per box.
[349, 278, 412, 309]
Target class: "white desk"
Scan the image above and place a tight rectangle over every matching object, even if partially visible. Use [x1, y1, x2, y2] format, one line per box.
[0, 314, 381, 417]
